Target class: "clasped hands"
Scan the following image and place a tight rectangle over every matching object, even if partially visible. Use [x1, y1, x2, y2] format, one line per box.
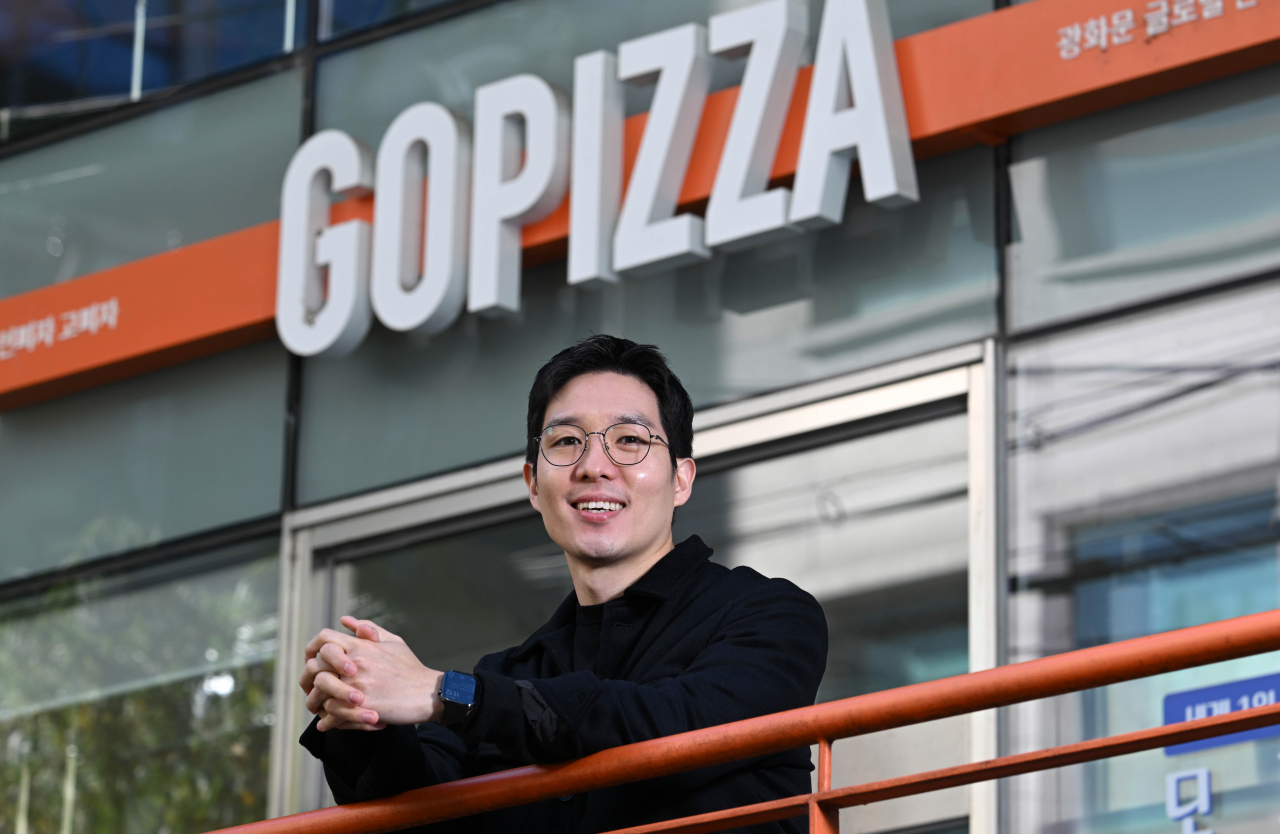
[299, 615, 444, 732]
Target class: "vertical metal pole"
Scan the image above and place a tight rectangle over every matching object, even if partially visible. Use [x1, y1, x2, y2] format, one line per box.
[817, 738, 832, 792]
[809, 739, 838, 834]
[283, 0, 297, 52]
[15, 757, 29, 834]
[58, 745, 77, 834]
[130, 0, 147, 102]
[969, 338, 1008, 834]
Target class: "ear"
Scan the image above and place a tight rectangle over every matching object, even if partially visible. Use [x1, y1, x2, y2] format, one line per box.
[523, 461, 541, 512]
[672, 457, 696, 508]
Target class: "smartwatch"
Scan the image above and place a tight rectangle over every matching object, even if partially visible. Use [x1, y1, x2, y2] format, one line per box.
[438, 670, 478, 725]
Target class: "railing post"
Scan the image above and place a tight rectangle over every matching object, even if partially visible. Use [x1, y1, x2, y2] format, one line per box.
[811, 739, 838, 834]
[810, 799, 839, 834]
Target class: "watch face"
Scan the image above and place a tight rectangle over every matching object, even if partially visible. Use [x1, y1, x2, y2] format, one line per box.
[441, 670, 477, 705]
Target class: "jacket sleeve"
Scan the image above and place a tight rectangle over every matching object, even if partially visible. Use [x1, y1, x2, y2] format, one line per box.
[299, 716, 470, 803]
[457, 579, 828, 765]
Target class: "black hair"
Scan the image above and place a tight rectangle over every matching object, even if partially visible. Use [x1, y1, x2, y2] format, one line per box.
[526, 334, 694, 474]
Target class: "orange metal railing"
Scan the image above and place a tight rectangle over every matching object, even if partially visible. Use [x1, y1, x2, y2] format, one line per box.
[212, 608, 1280, 834]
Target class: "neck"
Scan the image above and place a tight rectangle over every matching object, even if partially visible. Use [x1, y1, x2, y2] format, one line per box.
[566, 531, 676, 606]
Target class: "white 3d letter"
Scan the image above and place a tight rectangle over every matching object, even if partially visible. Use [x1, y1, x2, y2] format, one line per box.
[370, 102, 472, 335]
[613, 23, 712, 275]
[568, 50, 623, 287]
[789, 0, 917, 229]
[705, 0, 807, 251]
[276, 129, 374, 357]
[469, 74, 570, 315]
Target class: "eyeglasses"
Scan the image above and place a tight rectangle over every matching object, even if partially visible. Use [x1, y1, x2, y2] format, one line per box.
[537, 422, 669, 467]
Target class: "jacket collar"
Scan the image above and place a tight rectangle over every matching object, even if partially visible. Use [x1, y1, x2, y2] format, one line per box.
[510, 535, 715, 666]
[622, 535, 713, 602]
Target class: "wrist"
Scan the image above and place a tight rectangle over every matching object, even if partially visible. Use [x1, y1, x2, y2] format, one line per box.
[424, 668, 445, 723]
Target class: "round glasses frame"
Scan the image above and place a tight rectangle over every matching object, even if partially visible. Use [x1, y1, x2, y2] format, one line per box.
[536, 422, 670, 467]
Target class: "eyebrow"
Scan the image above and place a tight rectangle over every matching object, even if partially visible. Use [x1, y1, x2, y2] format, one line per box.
[542, 413, 658, 430]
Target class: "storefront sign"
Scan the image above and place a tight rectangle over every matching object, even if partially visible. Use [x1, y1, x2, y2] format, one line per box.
[2, 0, 1277, 408]
[274, 0, 919, 357]
[1164, 671, 1280, 755]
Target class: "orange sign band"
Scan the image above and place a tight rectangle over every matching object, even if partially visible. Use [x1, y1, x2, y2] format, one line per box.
[1, 0, 1277, 410]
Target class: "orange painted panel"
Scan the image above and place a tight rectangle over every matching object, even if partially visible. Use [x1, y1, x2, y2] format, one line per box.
[900, 0, 1280, 153]
[3, 0, 1279, 409]
[0, 223, 278, 409]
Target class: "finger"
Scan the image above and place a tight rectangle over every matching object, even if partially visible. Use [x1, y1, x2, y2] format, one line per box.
[340, 615, 405, 645]
[299, 655, 338, 695]
[311, 671, 366, 708]
[321, 698, 381, 727]
[318, 715, 385, 732]
[305, 683, 329, 715]
[304, 627, 359, 659]
[318, 643, 357, 678]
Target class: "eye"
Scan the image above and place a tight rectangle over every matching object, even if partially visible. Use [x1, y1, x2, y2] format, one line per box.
[553, 436, 582, 447]
[614, 433, 648, 446]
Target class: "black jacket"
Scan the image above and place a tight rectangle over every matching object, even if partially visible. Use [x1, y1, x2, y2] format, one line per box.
[300, 535, 828, 834]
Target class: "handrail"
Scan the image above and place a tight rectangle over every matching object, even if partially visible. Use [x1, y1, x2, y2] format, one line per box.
[214, 608, 1280, 834]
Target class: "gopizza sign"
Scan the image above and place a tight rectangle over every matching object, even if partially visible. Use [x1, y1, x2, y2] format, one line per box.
[274, 0, 918, 357]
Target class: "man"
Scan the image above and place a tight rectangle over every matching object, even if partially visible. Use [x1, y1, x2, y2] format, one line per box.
[299, 334, 828, 833]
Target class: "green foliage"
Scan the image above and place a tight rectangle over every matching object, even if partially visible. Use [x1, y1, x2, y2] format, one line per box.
[1, 662, 273, 834]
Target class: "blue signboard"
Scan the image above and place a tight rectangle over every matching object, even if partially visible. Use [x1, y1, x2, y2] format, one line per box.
[1163, 671, 1280, 755]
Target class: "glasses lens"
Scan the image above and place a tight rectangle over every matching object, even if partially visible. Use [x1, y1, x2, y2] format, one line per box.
[540, 425, 588, 465]
[605, 423, 653, 465]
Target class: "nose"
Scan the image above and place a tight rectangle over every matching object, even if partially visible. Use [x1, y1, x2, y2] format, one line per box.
[574, 431, 616, 476]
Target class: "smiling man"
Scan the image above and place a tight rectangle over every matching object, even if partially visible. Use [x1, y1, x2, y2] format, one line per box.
[298, 335, 828, 834]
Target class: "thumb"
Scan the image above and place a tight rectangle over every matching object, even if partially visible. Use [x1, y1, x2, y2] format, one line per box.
[340, 614, 382, 641]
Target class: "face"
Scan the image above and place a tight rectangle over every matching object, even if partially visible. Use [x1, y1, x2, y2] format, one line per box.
[524, 372, 695, 566]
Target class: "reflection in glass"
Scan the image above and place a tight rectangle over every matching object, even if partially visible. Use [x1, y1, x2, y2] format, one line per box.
[1007, 281, 1280, 834]
[0, 540, 279, 834]
[0, 341, 288, 582]
[1, 1, 303, 145]
[314, 0, 987, 50]
[0, 70, 303, 300]
[1007, 63, 1280, 330]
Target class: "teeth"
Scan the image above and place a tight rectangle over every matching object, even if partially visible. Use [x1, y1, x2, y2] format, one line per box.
[575, 501, 622, 511]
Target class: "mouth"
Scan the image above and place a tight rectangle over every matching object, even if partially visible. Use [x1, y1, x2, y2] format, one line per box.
[571, 499, 625, 515]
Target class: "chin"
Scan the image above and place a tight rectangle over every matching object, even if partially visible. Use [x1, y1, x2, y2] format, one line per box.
[564, 534, 630, 563]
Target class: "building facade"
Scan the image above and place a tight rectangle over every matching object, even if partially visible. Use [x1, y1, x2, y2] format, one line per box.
[2, 1, 1279, 834]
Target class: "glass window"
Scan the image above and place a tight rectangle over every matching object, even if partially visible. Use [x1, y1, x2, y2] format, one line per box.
[1007, 62, 1280, 331]
[673, 415, 970, 702]
[296, 147, 994, 503]
[0, 340, 287, 583]
[329, 515, 565, 677]
[315, 0, 988, 49]
[0, 68, 302, 300]
[1007, 280, 1280, 834]
[1, 1, 303, 145]
[0, 538, 279, 834]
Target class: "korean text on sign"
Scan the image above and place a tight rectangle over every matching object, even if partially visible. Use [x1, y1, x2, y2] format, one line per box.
[0, 298, 120, 362]
[1059, 0, 1259, 60]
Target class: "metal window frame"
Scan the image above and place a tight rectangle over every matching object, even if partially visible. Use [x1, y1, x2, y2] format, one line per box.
[266, 339, 1007, 829]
